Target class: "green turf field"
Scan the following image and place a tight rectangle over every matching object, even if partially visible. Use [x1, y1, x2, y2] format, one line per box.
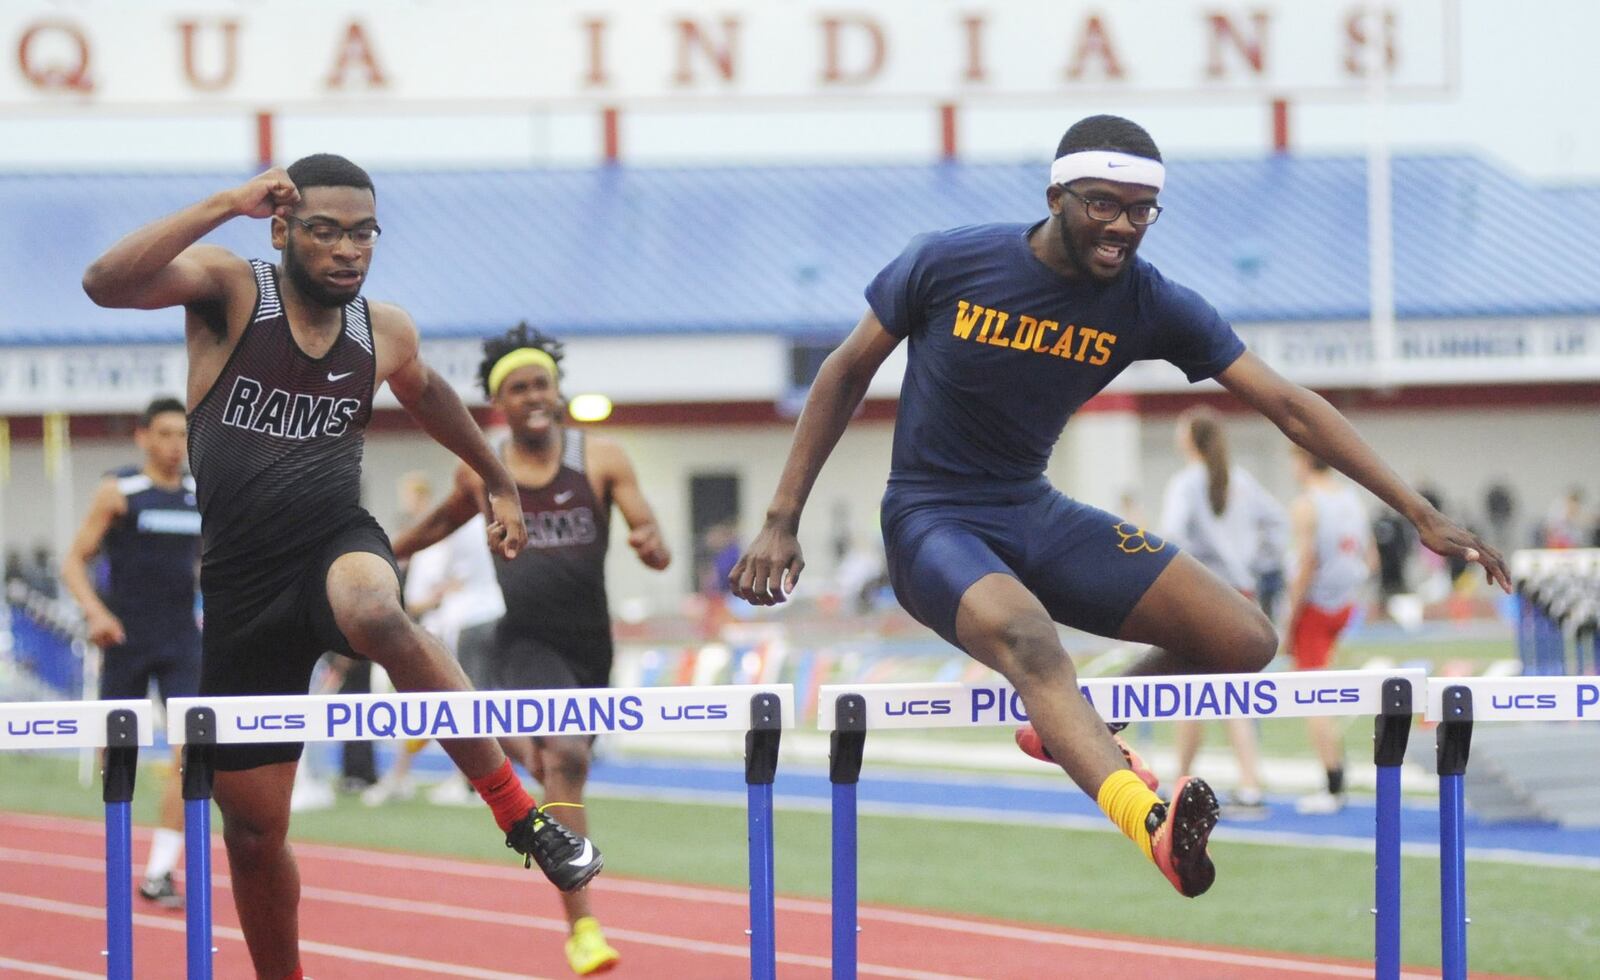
[3, 752, 1595, 978]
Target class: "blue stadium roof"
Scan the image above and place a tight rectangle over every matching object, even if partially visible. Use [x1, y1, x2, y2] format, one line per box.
[3, 155, 1596, 345]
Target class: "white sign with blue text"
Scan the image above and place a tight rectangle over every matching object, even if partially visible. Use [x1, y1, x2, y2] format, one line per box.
[0, 698, 154, 749]
[166, 684, 793, 745]
[1426, 677, 1600, 722]
[817, 669, 1426, 730]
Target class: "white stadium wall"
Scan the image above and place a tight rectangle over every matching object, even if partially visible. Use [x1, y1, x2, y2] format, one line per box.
[10, 402, 1593, 612]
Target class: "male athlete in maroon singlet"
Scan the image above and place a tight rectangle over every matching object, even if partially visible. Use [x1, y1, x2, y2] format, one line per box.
[83, 157, 601, 980]
[394, 323, 670, 976]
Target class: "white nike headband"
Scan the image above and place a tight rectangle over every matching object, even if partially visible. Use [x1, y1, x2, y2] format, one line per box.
[1049, 150, 1165, 191]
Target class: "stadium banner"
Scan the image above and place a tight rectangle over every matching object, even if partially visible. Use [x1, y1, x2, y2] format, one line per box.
[0, 335, 798, 413]
[4, 0, 1454, 110]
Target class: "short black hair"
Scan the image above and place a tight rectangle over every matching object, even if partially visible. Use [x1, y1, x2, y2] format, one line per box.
[1055, 114, 1162, 163]
[139, 396, 186, 428]
[286, 153, 375, 200]
[479, 321, 565, 398]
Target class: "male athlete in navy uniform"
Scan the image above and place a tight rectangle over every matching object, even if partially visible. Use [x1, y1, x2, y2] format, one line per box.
[394, 323, 671, 976]
[730, 115, 1510, 898]
[60, 396, 201, 909]
[82, 156, 601, 980]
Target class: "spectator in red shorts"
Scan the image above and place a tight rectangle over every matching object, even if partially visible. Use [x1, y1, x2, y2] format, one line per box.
[1287, 447, 1376, 815]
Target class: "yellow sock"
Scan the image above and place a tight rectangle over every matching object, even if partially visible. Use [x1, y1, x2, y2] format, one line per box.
[1097, 769, 1161, 862]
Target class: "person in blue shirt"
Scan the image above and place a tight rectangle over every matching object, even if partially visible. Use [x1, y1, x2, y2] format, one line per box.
[61, 396, 201, 910]
[729, 114, 1509, 898]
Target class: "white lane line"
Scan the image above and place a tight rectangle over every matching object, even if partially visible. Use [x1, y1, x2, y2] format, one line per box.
[6, 803, 1593, 870]
[0, 810, 1500, 977]
[0, 892, 556, 980]
[0, 848, 964, 980]
[0, 956, 102, 979]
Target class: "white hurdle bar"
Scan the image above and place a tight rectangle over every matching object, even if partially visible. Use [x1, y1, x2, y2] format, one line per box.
[166, 684, 793, 980]
[1425, 675, 1600, 980]
[819, 669, 1426, 980]
[0, 698, 154, 980]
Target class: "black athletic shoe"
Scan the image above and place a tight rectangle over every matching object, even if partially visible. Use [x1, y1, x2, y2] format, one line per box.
[138, 872, 184, 910]
[506, 805, 603, 892]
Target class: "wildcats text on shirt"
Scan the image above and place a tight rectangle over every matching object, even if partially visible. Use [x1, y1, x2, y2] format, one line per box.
[952, 299, 1117, 365]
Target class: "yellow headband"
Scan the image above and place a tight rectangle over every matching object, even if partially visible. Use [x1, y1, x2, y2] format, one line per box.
[487, 347, 560, 397]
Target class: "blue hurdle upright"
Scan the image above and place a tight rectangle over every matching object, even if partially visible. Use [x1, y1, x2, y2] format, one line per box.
[169, 684, 793, 980]
[0, 698, 153, 980]
[819, 669, 1422, 980]
[1427, 675, 1600, 980]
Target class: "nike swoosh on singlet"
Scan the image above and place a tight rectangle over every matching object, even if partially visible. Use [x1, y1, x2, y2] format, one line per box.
[554, 490, 575, 504]
[327, 370, 353, 382]
[568, 840, 595, 867]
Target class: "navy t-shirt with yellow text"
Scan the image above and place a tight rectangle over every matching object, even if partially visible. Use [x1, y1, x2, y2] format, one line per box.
[866, 222, 1245, 485]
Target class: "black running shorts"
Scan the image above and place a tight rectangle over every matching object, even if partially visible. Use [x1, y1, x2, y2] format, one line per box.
[199, 514, 400, 771]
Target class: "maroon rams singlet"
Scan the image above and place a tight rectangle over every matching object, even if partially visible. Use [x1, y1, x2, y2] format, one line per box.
[492, 428, 614, 679]
[187, 258, 376, 623]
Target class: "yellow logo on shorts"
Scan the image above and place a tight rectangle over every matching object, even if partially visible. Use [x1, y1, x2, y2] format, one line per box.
[1112, 522, 1166, 555]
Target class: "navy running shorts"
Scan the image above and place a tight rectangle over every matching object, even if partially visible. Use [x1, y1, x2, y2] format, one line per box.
[881, 476, 1178, 649]
[99, 627, 201, 703]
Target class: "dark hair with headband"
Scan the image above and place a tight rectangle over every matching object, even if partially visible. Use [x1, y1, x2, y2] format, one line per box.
[479, 321, 565, 399]
[1056, 114, 1162, 163]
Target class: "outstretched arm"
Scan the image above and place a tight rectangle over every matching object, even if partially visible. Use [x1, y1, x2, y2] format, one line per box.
[59, 479, 128, 648]
[82, 168, 297, 310]
[729, 311, 902, 604]
[593, 437, 670, 571]
[1218, 352, 1509, 591]
[379, 310, 526, 559]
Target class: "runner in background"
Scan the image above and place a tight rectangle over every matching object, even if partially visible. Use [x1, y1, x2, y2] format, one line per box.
[1159, 407, 1286, 819]
[59, 396, 200, 908]
[1287, 447, 1376, 815]
[394, 322, 671, 975]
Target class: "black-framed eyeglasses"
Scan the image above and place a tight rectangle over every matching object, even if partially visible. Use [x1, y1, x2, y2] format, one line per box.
[1059, 188, 1162, 226]
[285, 216, 382, 248]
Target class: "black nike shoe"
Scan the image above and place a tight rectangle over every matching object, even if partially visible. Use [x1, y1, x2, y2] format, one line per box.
[505, 805, 603, 892]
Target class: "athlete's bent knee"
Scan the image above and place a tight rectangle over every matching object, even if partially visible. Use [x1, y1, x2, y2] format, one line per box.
[546, 746, 590, 788]
[1236, 609, 1277, 672]
[220, 807, 288, 865]
[988, 617, 1069, 684]
[339, 601, 414, 659]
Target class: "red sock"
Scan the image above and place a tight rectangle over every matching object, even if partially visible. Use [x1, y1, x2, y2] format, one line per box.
[279, 968, 303, 980]
[470, 759, 536, 833]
